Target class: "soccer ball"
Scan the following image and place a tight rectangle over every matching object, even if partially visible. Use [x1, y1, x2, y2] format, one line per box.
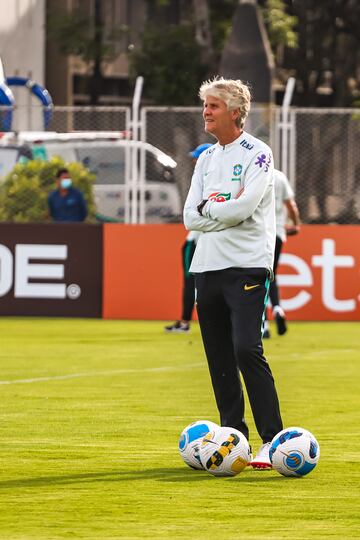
[178, 420, 219, 469]
[198, 426, 251, 477]
[269, 427, 320, 477]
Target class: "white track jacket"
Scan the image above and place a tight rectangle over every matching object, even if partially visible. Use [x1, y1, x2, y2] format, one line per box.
[183, 132, 276, 273]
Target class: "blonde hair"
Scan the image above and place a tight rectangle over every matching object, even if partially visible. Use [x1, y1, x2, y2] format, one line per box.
[199, 77, 251, 129]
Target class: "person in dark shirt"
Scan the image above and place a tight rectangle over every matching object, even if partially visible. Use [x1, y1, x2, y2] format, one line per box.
[48, 168, 88, 222]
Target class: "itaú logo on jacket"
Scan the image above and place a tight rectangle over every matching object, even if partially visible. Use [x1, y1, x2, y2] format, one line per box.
[208, 192, 231, 202]
[0, 244, 81, 300]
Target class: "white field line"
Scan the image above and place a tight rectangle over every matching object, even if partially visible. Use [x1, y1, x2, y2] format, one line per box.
[0, 362, 204, 386]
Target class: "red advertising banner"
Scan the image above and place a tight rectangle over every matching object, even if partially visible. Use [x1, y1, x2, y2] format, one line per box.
[1, 223, 358, 320]
[0, 223, 103, 317]
[278, 225, 360, 320]
[103, 224, 186, 320]
[103, 224, 360, 321]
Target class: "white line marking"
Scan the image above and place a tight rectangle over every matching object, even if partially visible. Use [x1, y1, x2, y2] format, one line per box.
[0, 363, 204, 386]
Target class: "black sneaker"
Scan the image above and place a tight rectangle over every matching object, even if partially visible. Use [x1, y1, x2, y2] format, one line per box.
[262, 328, 271, 339]
[275, 312, 287, 335]
[164, 321, 190, 333]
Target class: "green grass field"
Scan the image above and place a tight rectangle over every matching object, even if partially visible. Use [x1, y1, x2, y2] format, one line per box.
[0, 318, 359, 539]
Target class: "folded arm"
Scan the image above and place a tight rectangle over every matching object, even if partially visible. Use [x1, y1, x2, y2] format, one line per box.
[202, 151, 274, 226]
[183, 166, 231, 232]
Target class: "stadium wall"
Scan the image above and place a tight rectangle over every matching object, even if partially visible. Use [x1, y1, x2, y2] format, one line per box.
[0, 224, 359, 320]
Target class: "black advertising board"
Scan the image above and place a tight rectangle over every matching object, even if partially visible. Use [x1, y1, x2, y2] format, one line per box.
[0, 223, 103, 317]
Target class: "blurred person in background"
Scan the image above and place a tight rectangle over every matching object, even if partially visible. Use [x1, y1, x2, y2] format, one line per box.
[165, 143, 212, 333]
[48, 168, 88, 222]
[183, 77, 283, 469]
[263, 169, 301, 338]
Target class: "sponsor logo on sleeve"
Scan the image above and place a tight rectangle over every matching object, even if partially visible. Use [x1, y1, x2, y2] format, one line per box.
[240, 139, 254, 150]
[255, 153, 272, 172]
[208, 192, 231, 202]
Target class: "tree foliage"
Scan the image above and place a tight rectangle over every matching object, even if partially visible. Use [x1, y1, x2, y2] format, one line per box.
[129, 24, 208, 105]
[275, 0, 360, 106]
[47, 0, 360, 107]
[208, 0, 239, 63]
[262, 0, 298, 50]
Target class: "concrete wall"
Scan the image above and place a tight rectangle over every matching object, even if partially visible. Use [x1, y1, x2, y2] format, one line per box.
[0, 0, 46, 129]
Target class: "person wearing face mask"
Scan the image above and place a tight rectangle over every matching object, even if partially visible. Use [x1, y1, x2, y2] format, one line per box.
[48, 168, 88, 222]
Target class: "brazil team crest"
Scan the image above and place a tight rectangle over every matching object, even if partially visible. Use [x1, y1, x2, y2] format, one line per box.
[233, 164, 242, 176]
[232, 163, 242, 180]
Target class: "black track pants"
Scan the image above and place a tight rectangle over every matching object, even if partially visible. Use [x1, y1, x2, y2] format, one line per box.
[269, 235, 283, 308]
[195, 268, 283, 443]
[181, 240, 197, 321]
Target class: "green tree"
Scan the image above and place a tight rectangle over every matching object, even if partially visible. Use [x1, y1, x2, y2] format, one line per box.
[262, 0, 298, 50]
[208, 0, 240, 60]
[263, 0, 360, 106]
[129, 24, 208, 105]
[292, 0, 360, 106]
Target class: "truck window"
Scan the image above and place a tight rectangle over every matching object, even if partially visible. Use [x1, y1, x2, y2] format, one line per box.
[76, 146, 126, 185]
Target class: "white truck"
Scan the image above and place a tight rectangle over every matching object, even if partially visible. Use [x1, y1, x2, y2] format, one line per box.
[0, 131, 181, 223]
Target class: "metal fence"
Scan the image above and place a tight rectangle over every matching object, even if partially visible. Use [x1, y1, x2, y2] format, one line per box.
[140, 105, 273, 205]
[291, 109, 360, 224]
[1, 104, 360, 224]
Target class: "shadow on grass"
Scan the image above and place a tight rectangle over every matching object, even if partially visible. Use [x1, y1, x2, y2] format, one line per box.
[0, 467, 287, 489]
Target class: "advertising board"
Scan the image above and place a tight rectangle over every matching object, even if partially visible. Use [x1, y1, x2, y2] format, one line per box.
[0, 223, 103, 317]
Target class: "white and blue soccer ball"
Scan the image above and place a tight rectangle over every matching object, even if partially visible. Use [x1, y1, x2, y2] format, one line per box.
[179, 420, 219, 469]
[198, 425, 251, 477]
[269, 427, 320, 477]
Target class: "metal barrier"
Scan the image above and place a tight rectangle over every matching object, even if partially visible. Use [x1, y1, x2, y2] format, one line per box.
[291, 108, 360, 224]
[49, 106, 130, 133]
[140, 105, 274, 206]
[1, 105, 360, 224]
